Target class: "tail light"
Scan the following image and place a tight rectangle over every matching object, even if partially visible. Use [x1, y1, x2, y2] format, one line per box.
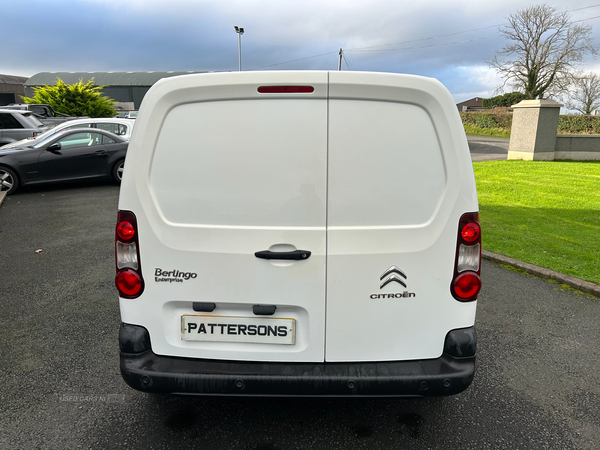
[451, 212, 481, 301]
[115, 210, 144, 298]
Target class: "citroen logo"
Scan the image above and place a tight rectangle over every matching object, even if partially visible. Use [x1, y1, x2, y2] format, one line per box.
[380, 266, 407, 289]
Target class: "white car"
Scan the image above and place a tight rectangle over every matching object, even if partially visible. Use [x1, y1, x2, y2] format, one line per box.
[0, 117, 135, 149]
[116, 71, 480, 397]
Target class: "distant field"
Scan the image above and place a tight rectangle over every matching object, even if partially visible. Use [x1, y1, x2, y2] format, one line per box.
[472, 160, 600, 284]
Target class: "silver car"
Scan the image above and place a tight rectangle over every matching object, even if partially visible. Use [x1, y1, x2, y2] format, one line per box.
[0, 117, 135, 150]
[0, 109, 49, 145]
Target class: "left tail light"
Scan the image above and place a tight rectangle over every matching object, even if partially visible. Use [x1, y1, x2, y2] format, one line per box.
[115, 210, 144, 298]
[451, 212, 481, 301]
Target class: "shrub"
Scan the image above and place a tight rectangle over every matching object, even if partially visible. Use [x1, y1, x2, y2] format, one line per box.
[557, 114, 600, 134]
[483, 92, 525, 108]
[22, 78, 116, 118]
[460, 110, 513, 129]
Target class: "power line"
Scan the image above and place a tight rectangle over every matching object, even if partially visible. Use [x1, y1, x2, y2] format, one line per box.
[572, 14, 600, 23]
[342, 52, 356, 70]
[248, 51, 338, 71]
[570, 3, 600, 12]
[336, 49, 356, 71]
[345, 24, 504, 52]
[346, 5, 600, 53]
[248, 7, 600, 70]
[348, 35, 502, 53]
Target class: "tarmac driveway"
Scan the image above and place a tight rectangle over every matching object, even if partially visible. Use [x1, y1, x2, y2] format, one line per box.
[467, 135, 509, 162]
[1, 181, 599, 449]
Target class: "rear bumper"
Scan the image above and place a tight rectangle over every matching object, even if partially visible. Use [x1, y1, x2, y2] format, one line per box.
[119, 324, 476, 397]
[121, 351, 475, 396]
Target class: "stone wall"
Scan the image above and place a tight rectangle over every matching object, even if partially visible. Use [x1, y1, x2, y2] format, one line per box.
[554, 135, 600, 160]
[508, 99, 600, 161]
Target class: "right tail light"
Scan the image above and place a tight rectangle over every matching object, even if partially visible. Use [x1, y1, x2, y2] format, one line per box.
[451, 212, 481, 301]
[115, 210, 144, 299]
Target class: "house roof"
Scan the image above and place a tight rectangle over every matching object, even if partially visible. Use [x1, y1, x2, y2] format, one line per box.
[456, 97, 484, 106]
[25, 71, 207, 87]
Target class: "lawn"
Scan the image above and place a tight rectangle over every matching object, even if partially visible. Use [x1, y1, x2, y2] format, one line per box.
[464, 124, 511, 139]
[472, 160, 600, 285]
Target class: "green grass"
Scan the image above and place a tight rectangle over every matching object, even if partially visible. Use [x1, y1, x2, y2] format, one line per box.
[473, 160, 600, 284]
[464, 124, 511, 138]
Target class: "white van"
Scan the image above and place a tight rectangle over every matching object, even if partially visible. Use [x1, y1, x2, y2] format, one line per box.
[115, 71, 481, 396]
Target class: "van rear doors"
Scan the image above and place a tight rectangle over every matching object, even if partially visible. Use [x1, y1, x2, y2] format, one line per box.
[118, 71, 478, 367]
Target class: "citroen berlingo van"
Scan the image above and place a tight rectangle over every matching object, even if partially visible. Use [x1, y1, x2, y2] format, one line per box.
[115, 71, 481, 396]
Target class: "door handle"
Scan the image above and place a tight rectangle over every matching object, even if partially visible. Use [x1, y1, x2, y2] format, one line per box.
[254, 250, 311, 260]
[94, 150, 107, 155]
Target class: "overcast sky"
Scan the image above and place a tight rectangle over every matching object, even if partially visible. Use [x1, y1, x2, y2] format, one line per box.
[4, 0, 600, 102]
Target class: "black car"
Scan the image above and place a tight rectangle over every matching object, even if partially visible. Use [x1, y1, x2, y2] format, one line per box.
[0, 128, 128, 195]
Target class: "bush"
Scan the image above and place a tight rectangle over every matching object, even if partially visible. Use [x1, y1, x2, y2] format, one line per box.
[557, 114, 600, 134]
[460, 110, 513, 129]
[482, 92, 525, 108]
[22, 78, 116, 118]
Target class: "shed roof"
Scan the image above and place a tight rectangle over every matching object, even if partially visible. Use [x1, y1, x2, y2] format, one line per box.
[25, 71, 207, 87]
[0, 74, 28, 85]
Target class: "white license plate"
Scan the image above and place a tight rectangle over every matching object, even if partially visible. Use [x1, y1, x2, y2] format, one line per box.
[181, 315, 296, 345]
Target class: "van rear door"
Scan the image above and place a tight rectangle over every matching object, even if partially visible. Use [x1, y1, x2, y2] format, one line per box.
[121, 72, 329, 363]
[324, 72, 478, 362]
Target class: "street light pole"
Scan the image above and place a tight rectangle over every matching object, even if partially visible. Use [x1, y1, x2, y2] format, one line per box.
[234, 26, 244, 71]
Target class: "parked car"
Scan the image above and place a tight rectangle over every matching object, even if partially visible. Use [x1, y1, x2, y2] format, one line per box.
[114, 110, 138, 119]
[0, 109, 49, 145]
[2, 104, 85, 127]
[0, 128, 128, 195]
[0, 118, 136, 150]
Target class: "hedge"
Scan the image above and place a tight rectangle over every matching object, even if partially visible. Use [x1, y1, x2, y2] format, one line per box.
[461, 111, 600, 135]
[557, 115, 600, 134]
[460, 110, 513, 130]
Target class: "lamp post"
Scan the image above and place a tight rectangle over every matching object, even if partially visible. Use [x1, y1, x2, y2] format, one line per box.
[234, 26, 244, 71]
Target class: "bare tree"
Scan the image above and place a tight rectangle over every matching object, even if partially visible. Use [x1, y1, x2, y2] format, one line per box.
[488, 4, 598, 100]
[566, 71, 600, 114]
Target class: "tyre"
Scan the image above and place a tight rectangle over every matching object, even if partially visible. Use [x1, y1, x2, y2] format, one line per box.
[112, 159, 125, 183]
[0, 166, 18, 195]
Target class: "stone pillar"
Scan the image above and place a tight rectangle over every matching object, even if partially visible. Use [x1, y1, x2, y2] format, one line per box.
[507, 99, 563, 161]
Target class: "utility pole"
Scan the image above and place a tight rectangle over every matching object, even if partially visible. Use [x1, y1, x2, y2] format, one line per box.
[338, 49, 342, 71]
[234, 26, 244, 71]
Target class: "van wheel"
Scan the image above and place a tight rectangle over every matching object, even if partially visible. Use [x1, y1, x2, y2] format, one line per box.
[0, 166, 18, 195]
[112, 159, 125, 183]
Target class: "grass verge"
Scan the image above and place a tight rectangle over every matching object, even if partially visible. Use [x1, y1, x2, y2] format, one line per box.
[473, 160, 600, 284]
[464, 124, 511, 138]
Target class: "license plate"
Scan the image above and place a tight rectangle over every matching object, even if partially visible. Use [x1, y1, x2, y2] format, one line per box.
[181, 315, 296, 345]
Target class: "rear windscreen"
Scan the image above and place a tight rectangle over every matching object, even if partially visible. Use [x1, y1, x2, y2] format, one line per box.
[22, 113, 44, 127]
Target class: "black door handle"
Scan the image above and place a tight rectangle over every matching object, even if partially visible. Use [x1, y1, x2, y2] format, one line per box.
[254, 250, 311, 260]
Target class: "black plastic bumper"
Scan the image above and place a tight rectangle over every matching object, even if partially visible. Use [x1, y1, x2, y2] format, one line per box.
[119, 324, 476, 397]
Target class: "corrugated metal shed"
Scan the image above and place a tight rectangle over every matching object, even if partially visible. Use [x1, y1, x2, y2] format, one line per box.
[25, 71, 206, 87]
[0, 73, 28, 105]
[0, 74, 28, 85]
